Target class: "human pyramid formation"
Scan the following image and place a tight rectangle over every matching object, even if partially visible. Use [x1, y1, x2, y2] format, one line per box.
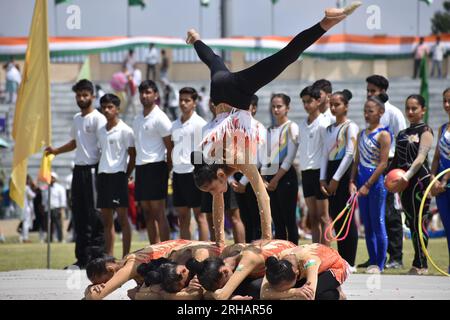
[44, 2, 450, 300]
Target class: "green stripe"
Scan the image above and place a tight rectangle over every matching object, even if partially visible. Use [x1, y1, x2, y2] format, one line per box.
[0, 44, 414, 62]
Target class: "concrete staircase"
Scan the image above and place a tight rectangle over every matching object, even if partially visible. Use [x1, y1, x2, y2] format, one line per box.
[1, 78, 449, 182]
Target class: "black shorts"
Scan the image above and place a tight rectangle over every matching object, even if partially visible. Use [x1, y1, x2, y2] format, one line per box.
[201, 185, 239, 213]
[172, 172, 202, 208]
[301, 169, 327, 200]
[97, 172, 129, 209]
[135, 161, 168, 201]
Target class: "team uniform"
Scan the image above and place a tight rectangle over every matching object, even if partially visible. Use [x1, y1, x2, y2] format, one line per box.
[436, 123, 450, 262]
[171, 112, 207, 208]
[299, 113, 330, 200]
[262, 120, 299, 244]
[320, 120, 359, 266]
[357, 127, 390, 270]
[96, 120, 134, 209]
[389, 123, 433, 269]
[133, 106, 172, 201]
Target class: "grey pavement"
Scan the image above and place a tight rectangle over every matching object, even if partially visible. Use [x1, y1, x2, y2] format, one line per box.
[0, 270, 449, 300]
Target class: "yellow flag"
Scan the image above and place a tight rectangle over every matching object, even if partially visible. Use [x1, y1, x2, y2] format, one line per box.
[10, 0, 51, 207]
[38, 153, 55, 184]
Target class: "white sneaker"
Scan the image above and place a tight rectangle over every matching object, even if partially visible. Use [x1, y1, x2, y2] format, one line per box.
[365, 265, 381, 274]
[348, 265, 357, 274]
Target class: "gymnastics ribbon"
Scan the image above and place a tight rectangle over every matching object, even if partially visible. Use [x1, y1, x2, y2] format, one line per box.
[418, 168, 450, 277]
[325, 192, 359, 242]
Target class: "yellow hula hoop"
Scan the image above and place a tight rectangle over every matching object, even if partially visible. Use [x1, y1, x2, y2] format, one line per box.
[418, 168, 450, 277]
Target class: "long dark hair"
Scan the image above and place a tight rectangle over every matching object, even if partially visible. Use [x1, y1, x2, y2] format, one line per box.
[86, 256, 116, 283]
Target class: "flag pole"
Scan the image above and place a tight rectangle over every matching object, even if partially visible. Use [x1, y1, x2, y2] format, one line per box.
[417, 0, 420, 36]
[47, 183, 51, 269]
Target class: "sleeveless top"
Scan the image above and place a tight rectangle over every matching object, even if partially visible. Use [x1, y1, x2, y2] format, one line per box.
[296, 244, 349, 285]
[359, 127, 390, 169]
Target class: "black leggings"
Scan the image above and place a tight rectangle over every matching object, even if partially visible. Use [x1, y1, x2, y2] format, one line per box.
[326, 161, 358, 266]
[296, 271, 341, 300]
[266, 167, 299, 244]
[194, 23, 326, 109]
[400, 172, 431, 269]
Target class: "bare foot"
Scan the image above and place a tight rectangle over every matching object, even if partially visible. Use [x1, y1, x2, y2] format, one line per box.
[337, 286, 347, 300]
[186, 29, 200, 45]
[321, 1, 362, 31]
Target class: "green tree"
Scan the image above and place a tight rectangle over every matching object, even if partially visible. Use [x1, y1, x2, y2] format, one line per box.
[431, 1, 450, 34]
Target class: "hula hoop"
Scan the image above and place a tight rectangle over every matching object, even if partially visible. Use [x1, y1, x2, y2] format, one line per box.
[325, 192, 359, 242]
[418, 168, 450, 277]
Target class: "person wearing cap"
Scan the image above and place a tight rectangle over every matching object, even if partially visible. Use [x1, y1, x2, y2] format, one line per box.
[42, 172, 67, 243]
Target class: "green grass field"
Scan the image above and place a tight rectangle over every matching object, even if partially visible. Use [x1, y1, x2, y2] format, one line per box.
[0, 233, 448, 276]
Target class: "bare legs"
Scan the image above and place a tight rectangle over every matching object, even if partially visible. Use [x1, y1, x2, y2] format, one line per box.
[177, 206, 209, 240]
[305, 197, 330, 246]
[141, 200, 170, 244]
[101, 207, 131, 257]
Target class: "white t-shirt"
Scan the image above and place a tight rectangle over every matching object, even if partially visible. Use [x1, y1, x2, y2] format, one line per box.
[380, 100, 407, 158]
[97, 120, 135, 174]
[432, 43, 446, 61]
[42, 182, 67, 211]
[146, 47, 160, 65]
[171, 112, 207, 174]
[70, 109, 107, 165]
[323, 108, 336, 124]
[298, 113, 329, 171]
[133, 105, 172, 165]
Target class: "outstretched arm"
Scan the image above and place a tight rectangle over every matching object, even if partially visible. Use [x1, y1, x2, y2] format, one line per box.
[212, 192, 225, 247]
[235, 164, 272, 240]
[84, 261, 137, 300]
[212, 250, 265, 300]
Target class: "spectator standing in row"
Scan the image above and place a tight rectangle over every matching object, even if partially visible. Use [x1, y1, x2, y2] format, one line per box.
[146, 43, 159, 81]
[45, 79, 106, 269]
[171, 87, 208, 240]
[97, 93, 135, 257]
[133, 80, 173, 244]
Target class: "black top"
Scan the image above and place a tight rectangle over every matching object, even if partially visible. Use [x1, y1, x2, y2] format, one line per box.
[389, 122, 433, 173]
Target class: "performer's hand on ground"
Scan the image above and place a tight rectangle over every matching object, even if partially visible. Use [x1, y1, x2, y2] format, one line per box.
[294, 283, 315, 300]
[186, 29, 200, 44]
[186, 276, 203, 291]
[127, 286, 139, 300]
[231, 295, 253, 300]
